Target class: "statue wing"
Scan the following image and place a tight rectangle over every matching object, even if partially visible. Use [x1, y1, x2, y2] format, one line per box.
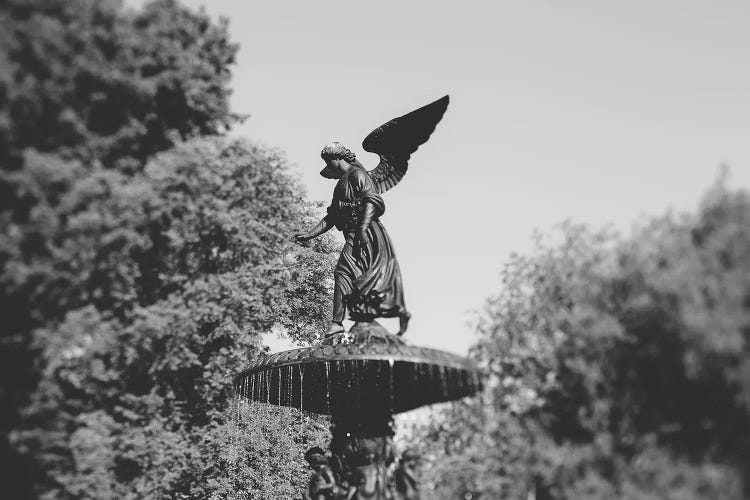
[362, 95, 449, 194]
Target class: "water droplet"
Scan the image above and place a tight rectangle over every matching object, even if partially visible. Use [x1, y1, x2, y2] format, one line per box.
[388, 359, 394, 413]
[438, 366, 447, 398]
[263, 370, 271, 404]
[325, 361, 331, 413]
[286, 365, 292, 408]
[299, 364, 304, 416]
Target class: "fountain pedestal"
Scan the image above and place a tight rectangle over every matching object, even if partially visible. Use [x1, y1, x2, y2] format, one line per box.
[233, 321, 482, 499]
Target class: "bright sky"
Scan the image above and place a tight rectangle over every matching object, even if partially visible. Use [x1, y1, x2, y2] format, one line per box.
[129, 0, 750, 355]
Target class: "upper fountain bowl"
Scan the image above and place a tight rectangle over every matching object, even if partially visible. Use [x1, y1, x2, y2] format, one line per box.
[233, 322, 483, 417]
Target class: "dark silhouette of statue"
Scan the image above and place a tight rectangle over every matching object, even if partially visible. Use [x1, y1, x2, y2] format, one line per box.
[303, 446, 340, 500]
[294, 96, 450, 338]
[344, 445, 394, 500]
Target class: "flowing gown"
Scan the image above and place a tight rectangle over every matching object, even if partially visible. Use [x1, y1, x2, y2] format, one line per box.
[325, 167, 406, 322]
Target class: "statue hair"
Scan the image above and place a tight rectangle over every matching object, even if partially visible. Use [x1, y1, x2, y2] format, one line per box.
[321, 142, 358, 164]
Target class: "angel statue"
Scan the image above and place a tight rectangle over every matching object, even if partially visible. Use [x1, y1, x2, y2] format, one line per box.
[293, 95, 449, 338]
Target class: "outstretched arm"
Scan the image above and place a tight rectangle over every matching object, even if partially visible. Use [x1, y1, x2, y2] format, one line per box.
[294, 216, 333, 243]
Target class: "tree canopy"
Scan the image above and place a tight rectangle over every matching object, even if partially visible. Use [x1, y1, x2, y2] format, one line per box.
[407, 176, 750, 499]
[0, 0, 239, 172]
[1, 1, 337, 497]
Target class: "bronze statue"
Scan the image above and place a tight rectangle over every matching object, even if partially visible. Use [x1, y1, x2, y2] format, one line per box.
[303, 446, 340, 500]
[345, 457, 388, 500]
[344, 445, 393, 500]
[294, 96, 450, 338]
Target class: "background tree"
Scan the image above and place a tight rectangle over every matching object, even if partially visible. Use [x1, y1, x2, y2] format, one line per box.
[1, 1, 338, 497]
[16, 137, 337, 498]
[406, 176, 750, 499]
[0, 0, 238, 172]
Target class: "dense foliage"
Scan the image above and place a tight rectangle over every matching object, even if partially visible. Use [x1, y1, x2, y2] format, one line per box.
[0, 0, 239, 173]
[408, 177, 750, 499]
[12, 138, 337, 498]
[1, 1, 336, 498]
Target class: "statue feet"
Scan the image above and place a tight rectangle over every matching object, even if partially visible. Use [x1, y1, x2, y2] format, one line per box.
[324, 322, 345, 339]
[397, 311, 411, 336]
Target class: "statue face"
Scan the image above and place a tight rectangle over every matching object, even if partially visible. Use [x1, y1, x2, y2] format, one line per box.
[320, 158, 344, 179]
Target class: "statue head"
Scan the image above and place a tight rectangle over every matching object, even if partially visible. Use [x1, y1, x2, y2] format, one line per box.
[320, 142, 357, 179]
[304, 446, 328, 469]
[321, 142, 357, 163]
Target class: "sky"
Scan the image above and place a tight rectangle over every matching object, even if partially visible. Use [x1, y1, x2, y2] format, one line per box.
[129, 0, 750, 355]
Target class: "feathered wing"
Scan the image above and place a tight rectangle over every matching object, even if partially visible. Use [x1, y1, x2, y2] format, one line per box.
[363, 95, 449, 194]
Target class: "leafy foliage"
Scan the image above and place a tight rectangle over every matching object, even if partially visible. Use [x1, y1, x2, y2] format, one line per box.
[408, 177, 750, 499]
[0, 0, 239, 172]
[215, 405, 330, 500]
[10, 136, 337, 498]
[1, 1, 337, 497]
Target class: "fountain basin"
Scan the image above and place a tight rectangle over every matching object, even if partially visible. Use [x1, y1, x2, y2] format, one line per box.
[233, 325, 482, 416]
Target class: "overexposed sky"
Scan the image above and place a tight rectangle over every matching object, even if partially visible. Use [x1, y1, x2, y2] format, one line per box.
[130, 0, 750, 354]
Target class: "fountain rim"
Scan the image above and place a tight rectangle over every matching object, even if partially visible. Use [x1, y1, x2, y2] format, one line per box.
[233, 346, 479, 385]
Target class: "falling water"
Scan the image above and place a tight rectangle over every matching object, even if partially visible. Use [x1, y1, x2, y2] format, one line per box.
[388, 358, 395, 413]
[438, 366, 447, 399]
[285, 365, 291, 408]
[427, 363, 435, 401]
[298, 364, 304, 425]
[354, 359, 361, 405]
[274, 368, 281, 405]
[229, 338, 482, 500]
[324, 361, 331, 413]
[263, 370, 271, 405]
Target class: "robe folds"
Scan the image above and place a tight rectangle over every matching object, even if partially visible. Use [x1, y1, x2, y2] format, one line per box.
[325, 167, 406, 321]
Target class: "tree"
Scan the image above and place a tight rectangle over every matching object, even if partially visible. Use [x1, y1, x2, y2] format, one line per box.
[1, 0, 240, 494]
[411, 176, 750, 499]
[1, 1, 338, 497]
[15, 137, 338, 498]
[0, 0, 239, 172]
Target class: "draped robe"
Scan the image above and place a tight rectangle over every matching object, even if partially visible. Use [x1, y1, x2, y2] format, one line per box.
[325, 167, 406, 322]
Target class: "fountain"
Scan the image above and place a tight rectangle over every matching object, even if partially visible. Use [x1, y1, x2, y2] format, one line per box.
[233, 322, 482, 498]
[233, 96, 483, 499]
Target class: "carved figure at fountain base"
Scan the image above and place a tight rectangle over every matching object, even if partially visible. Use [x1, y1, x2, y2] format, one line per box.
[330, 417, 397, 500]
[304, 446, 340, 500]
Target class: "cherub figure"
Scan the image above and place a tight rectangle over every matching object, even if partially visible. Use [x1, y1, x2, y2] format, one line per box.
[294, 96, 450, 338]
[303, 446, 339, 500]
[345, 450, 390, 500]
